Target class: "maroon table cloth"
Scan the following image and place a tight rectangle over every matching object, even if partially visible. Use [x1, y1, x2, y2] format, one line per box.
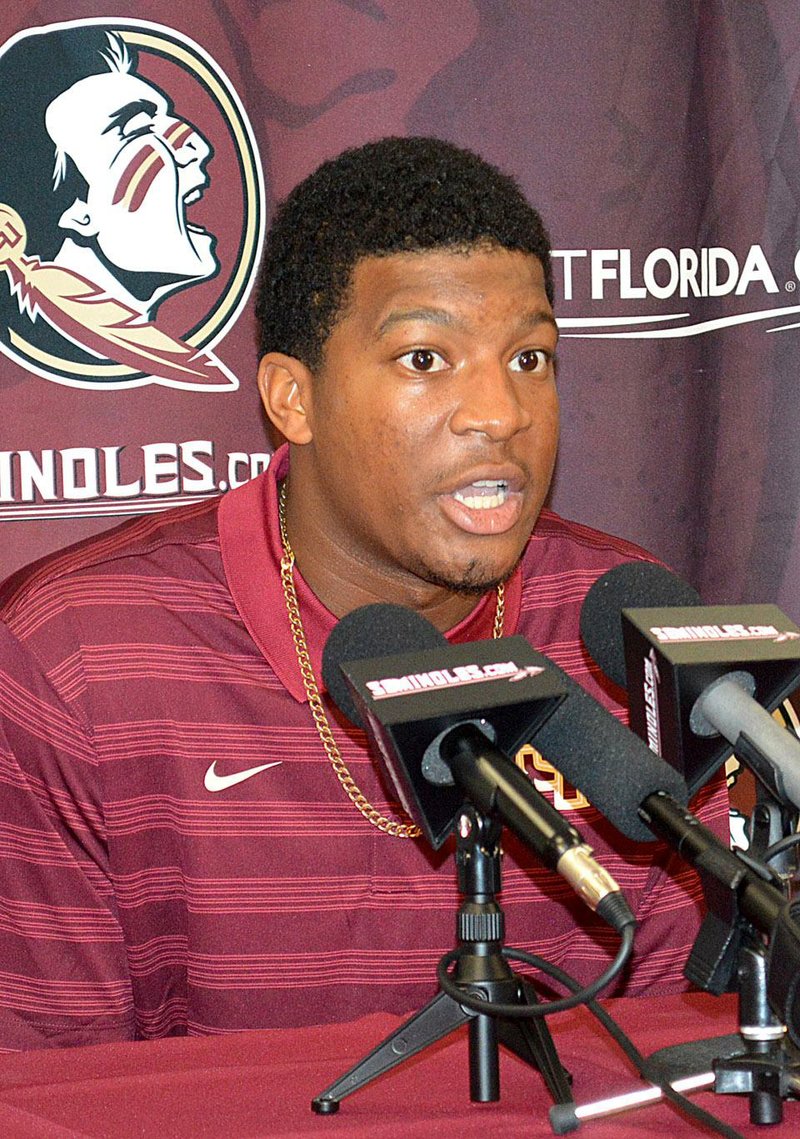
[0, 992, 798, 1137]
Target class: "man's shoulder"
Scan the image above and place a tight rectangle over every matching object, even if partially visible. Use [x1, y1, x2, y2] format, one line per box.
[517, 509, 659, 647]
[0, 496, 223, 625]
[528, 507, 656, 560]
[527, 508, 658, 568]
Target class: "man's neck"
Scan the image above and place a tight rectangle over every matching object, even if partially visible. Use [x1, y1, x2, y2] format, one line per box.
[280, 489, 492, 634]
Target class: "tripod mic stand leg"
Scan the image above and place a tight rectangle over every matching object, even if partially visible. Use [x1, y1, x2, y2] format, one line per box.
[311, 808, 573, 1115]
[497, 978, 573, 1105]
[312, 989, 471, 1114]
[470, 1010, 500, 1100]
[311, 978, 572, 1115]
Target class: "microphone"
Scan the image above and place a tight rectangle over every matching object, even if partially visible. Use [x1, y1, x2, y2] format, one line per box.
[577, 566, 800, 1034]
[322, 603, 634, 929]
[322, 603, 568, 848]
[322, 604, 800, 1034]
[605, 765, 800, 1044]
[580, 562, 800, 798]
[517, 656, 689, 844]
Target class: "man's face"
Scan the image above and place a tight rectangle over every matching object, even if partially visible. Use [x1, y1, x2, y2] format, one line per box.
[294, 246, 559, 602]
[45, 69, 216, 282]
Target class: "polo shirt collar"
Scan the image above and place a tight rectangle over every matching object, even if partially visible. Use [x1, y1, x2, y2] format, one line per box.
[218, 445, 522, 703]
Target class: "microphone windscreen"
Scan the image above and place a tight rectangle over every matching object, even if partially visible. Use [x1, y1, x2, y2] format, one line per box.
[580, 562, 702, 687]
[322, 598, 690, 842]
[531, 662, 690, 842]
[322, 603, 446, 726]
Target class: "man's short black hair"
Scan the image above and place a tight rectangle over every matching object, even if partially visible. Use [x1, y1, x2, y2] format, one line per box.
[254, 136, 553, 370]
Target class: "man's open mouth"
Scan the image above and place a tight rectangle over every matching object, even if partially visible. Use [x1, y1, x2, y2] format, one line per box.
[452, 480, 511, 510]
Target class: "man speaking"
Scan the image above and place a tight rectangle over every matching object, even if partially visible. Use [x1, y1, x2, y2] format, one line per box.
[0, 137, 729, 1049]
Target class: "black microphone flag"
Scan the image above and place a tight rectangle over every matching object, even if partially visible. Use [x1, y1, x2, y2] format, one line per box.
[326, 613, 565, 848]
[323, 604, 636, 928]
[581, 563, 800, 794]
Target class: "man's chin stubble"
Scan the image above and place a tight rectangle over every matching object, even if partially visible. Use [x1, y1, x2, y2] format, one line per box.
[414, 557, 520, 598]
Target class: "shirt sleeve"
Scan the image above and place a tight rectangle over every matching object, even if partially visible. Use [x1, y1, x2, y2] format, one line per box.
[0, 621, 135, 1050]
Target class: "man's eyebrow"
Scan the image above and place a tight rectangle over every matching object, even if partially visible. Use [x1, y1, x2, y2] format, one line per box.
[376, 306, 559, 340]
[517, 310, 560, 339]
[377, 308, 457, 335]
[102, 99, 158, 136]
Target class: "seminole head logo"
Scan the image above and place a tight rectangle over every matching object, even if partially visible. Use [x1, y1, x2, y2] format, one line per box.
[0, 19, 264, 390]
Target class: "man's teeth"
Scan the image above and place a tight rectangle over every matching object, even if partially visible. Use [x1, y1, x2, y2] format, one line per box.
[452, 480, 510, 510]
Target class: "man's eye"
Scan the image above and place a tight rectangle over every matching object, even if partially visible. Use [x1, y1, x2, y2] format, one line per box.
[397, 349, 447, 373]
[509, 348, 551, 374]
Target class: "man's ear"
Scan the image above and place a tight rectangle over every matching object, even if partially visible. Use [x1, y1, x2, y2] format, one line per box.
[58, 200, 99, 237]
[257, 352, 314, 444]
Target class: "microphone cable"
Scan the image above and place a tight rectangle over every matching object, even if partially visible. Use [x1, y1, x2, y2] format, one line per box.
[437, 939, 745, 1136]
[764, 831, 800, 867]
[548, 968, 746, 1139]
[435, 924, 635, 1019]
[459, 947, 746, 1139]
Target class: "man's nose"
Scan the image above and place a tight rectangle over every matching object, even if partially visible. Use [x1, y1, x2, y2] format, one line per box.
[449, 363, 533, 440]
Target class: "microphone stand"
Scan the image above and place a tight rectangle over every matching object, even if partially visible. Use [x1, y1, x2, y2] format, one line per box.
[311, 804, 573, 1115]
[709, 938, 800, 1124]
[733, 715, 800, 884]
[664, 773, 800, 1126]
[552, 842, 800, 1131]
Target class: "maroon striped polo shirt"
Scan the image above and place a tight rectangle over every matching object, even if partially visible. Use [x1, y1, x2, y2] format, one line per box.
[0, 446, 729, 1050]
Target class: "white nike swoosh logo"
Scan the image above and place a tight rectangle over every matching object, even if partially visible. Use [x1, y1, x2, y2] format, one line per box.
[204, 760, 282, 792]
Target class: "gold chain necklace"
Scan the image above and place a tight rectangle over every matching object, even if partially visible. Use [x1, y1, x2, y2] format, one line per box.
[278, 482, 505, 838]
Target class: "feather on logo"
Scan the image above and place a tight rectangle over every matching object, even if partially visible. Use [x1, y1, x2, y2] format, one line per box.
[0, 205, 234, 388]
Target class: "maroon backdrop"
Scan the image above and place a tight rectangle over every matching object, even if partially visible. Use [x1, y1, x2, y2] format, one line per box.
[1, 1, 799, 623]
